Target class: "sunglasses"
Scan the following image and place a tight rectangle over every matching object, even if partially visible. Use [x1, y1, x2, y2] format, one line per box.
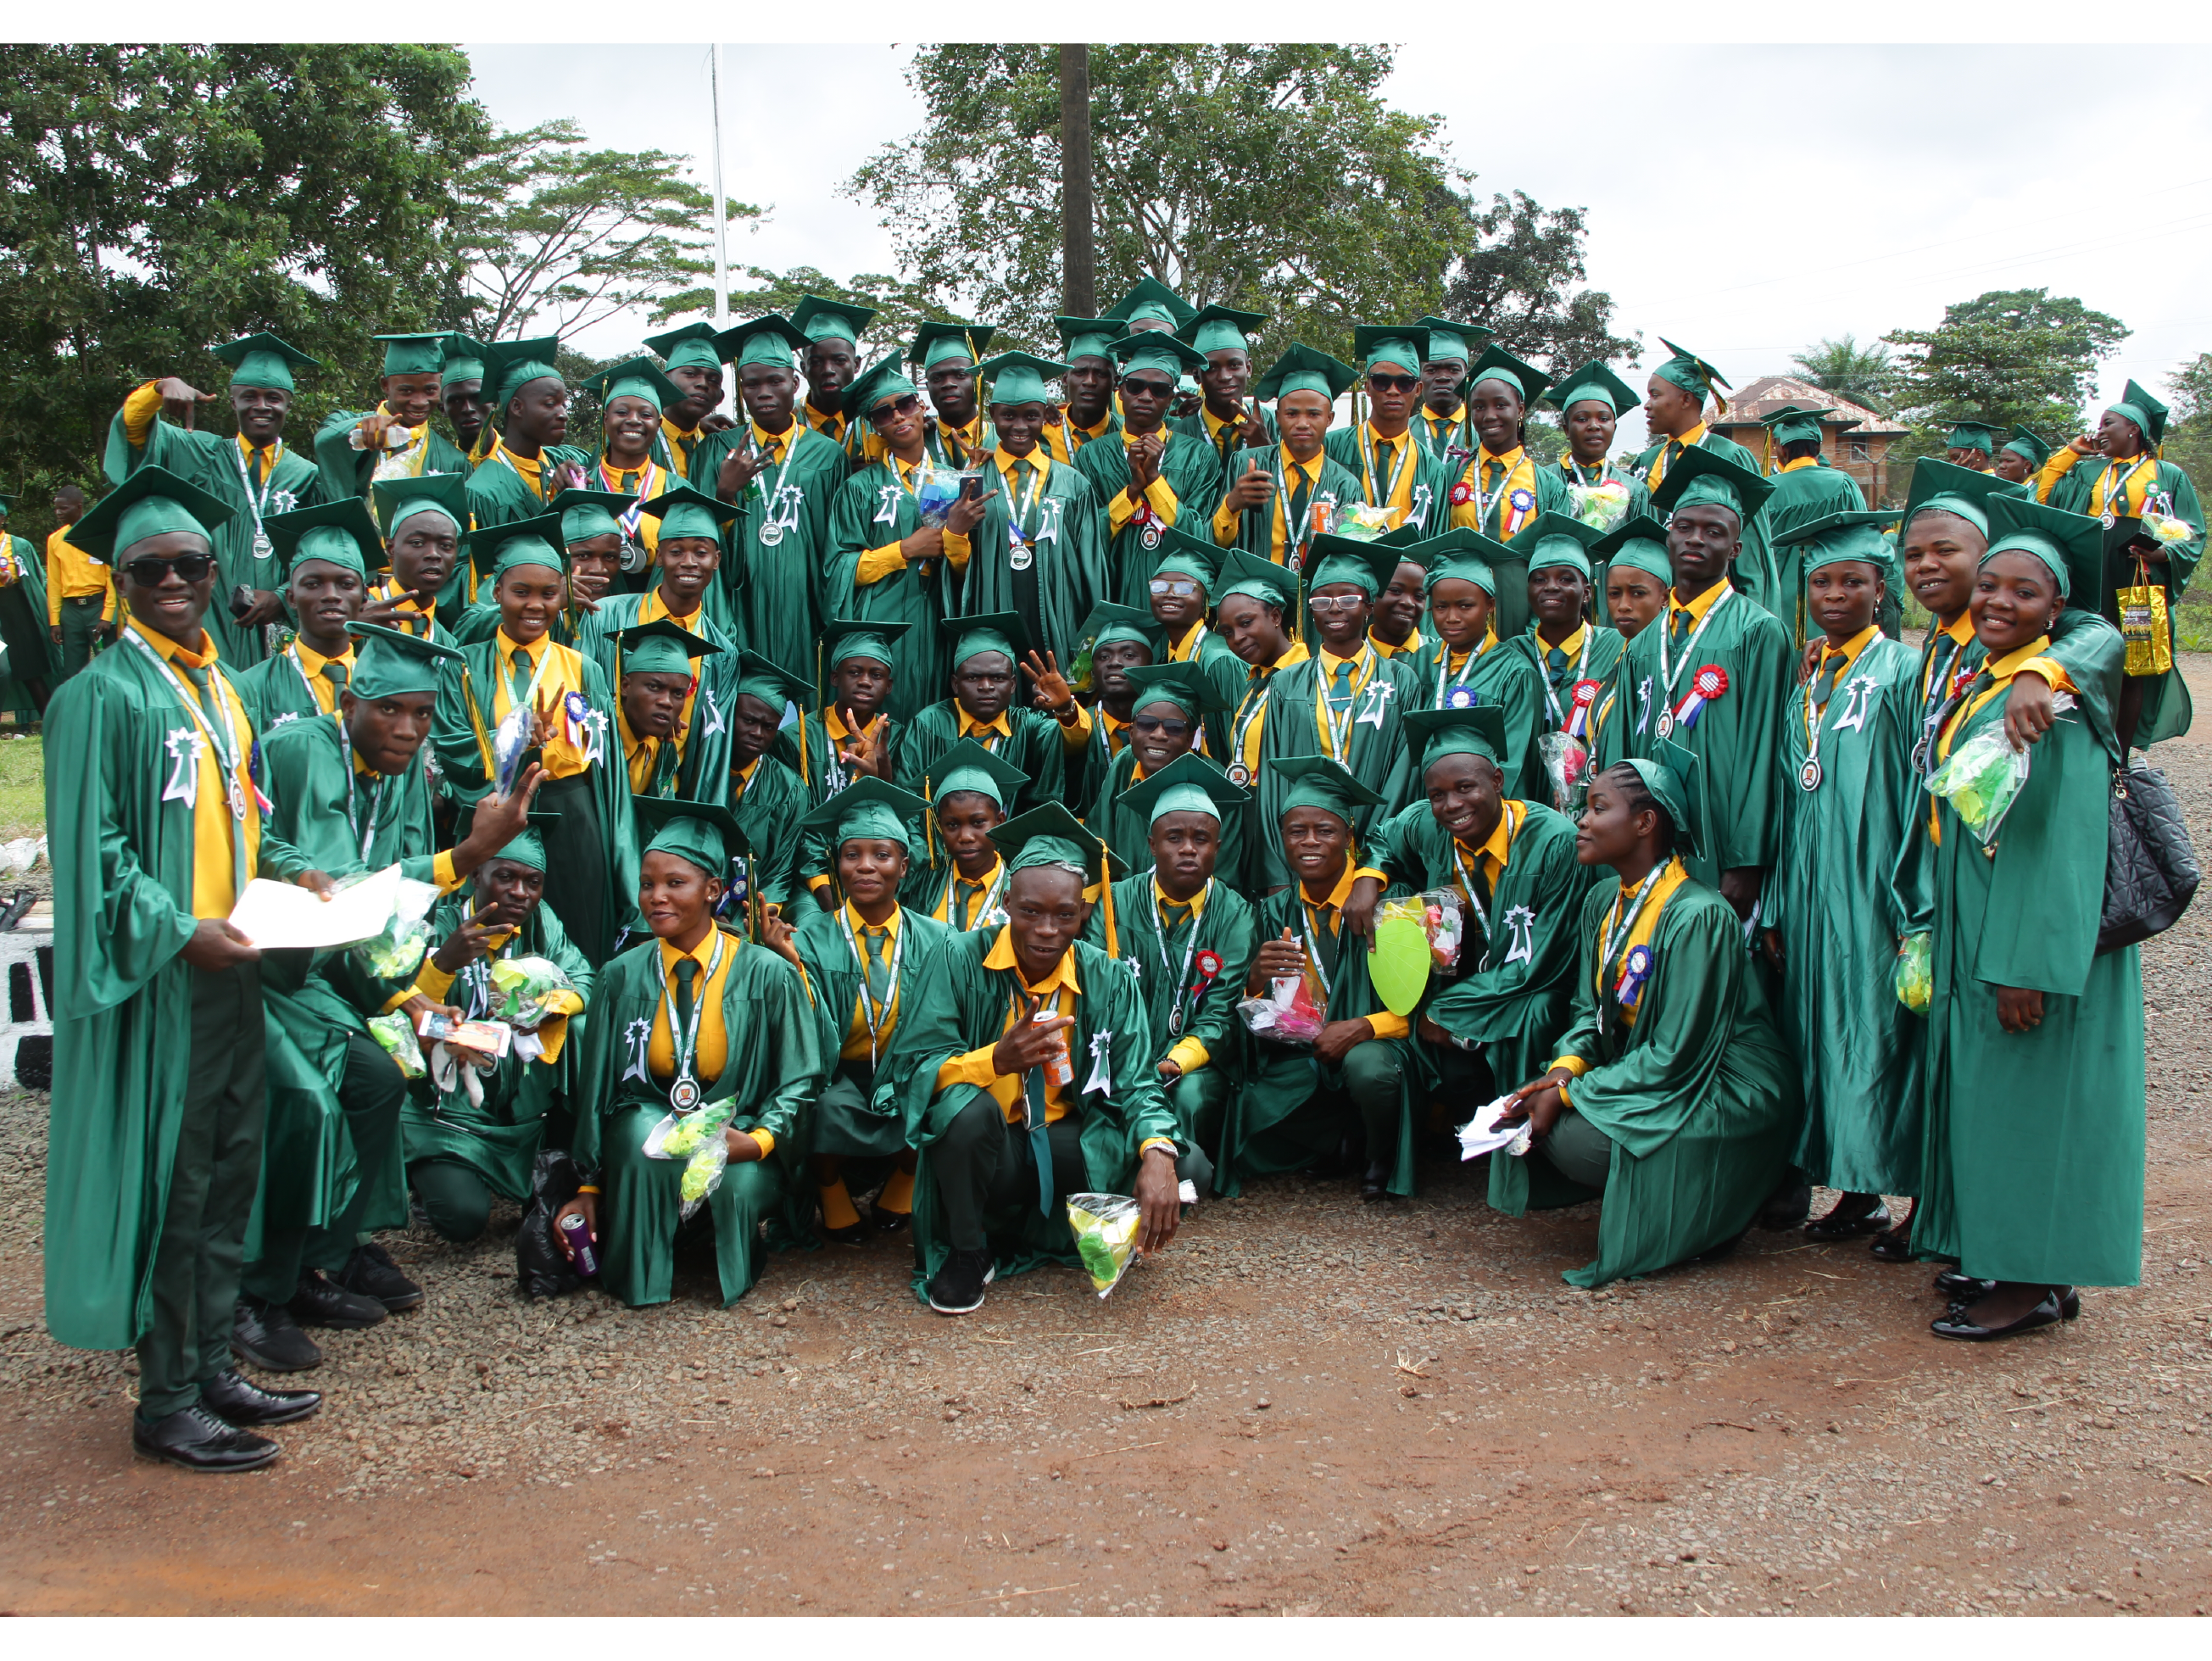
[1368, 373, 1419, 394]
[124, 553, 215, 586]
[1149, 577, 1201, 598]
[1132, 716, 1193, 738]
[1308, 594, 1368, 615]
[871, 393, 923, 421]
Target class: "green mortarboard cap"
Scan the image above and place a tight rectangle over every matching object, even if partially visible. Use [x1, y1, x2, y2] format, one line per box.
[716, 314, 810, 371]
[1271, 754, 1385, 824]
[1148, 522, 1221, 589]
[547, 487, 632, 547]
[792, 296, 877, 346]
[1983, 493, 2099, 602]
[945, 610, 1028, 668]
[1766, 404, 1854, 448]
[1651, 337, 1730, 411]
[1353, 326, 1429, 375]
[467, 512, 566, 583]
[1117, 750, 1247, 827]
[619, 618, 722, 679]
[644, 320, 727, 373]
[1072, 600, 1163, 661]
[843, 353, 920, 421]
[632, 796, 747, 878]
[1177, 374, 1200, 397]
[1101, 276, 1195, 332]
[0, 493, 12, 517]
[909, 320, 995, 371]
[928, 736, 1028, 809]
[978, 350, 1068, 409]
[375, 332, 447, 377]
[482, 812, 560, 873]
[582, 356, 683, 414]
[345, 620, 464, 699]
[439, 332, 488, 387]
[1218, 548, 1296, 610]
[2107, 379, 2169, 447]
[1651, 443, 1775, 525]
[822, 616, 912, 669]
[483, 336, 565, 408]
[1055, 316, 1118, 363]
[637, 482, 730, 544]
[1620, 744, 1703, 858]
[1405, 703, 1507, 772]
[1123, 660, 1228, 718]
[1943, 420, 2000, 454]
[1413, 316, 1492, 368]
[212, 332, 318, 393]
[2001, 425, 2054, 468]
[730, 648, 807, 716]
[800, 775, 929, 850]
[1410, 526, 1506, 596]
[374, 472, 469, 546]
[1903, 456, 2011, 539]
[990, 801, 1119, 887]
[1511, 510, 1602, 578]
[1255, 343, 1357, 404]
[1774, 509, 1901, 582]
[264, 497, 377, 581]
[1466, 343, 1551, 407]
[69, 465, 233, 563]
[1178, 303, 1268, 358]
[1108, 330, 1206, 383]
[1307, 528, 1417, 598]
[1591, 513, 1673, 584]
[1545, 360, 1641, 417]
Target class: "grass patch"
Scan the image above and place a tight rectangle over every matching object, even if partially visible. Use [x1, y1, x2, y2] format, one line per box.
[0, 737, 43, 839]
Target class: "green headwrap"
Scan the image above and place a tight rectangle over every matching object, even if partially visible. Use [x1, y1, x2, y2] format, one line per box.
[347, 621, 462, 699]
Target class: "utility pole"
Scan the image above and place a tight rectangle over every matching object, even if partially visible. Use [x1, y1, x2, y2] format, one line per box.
[1059, 44, 1095, 317]
[710, 42, 730, 328]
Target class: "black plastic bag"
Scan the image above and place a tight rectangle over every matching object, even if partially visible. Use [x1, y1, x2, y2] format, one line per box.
[516, 1147, 587, 1299]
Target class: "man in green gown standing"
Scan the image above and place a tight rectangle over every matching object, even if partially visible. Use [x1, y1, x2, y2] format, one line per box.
[1632, 338, 1782, 617]
[312, 332, 469, 513]
[463, 337, 592, 605]
[1326, 326, 1452, 535]
[1074, 330, 1218, 610]
[1758, 404, 1868, 645]
[1167, 303, 1275, 495]
[792, 295, 878, 460]
[1043, 316, 1123, 461]
[438, 332, 490, 461]
[1411, 315, 1491, 465]
[1212, 344, 1362, 574]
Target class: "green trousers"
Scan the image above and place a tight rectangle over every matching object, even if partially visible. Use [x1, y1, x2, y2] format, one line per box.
[57, 595, 103, 683]
[410, 1157, 493, 1243]
[1537, 1109, 1615, 1190]
[599, 1103, 786, 1307]
[930, 1099, 1092, 1254]
[1243, 1039, 1404, 1173]
[242, 1032, 406, 1301]
[139, 963, 265, 1423]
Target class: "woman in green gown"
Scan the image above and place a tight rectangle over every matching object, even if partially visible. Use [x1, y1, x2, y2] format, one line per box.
[1506, 514, 1622, 808]
[1493, 752, 1799, 1288]
[1443, 344, 1570, 565]
[1910, 495, 2143, 1341]
[555, 800, 824, 1307]
[1405, 529, 1546, 796]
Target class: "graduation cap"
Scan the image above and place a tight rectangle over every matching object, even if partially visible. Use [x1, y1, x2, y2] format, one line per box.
[792, 295, 877, 346]
[1217, 548, 1297, 611]
[1621, 741, 1704, 860]
[1353, 326, 1429, 375]
[822, 616, 912, 669]
[1269, 754, 1385, 824]
[1109, 330, 1206, 384]
[1117, 750, 1247, 826]
[69, 465, 234, 564]
[716, 314, 811, 371]
[1123, 659, 1229, 717]
[800, 775, 931, 848]
[1177, 303, 1268, 358]
[1942, 419, 2001, 455]
[1407, 527, 1506, 596]
[1545, 360, 1641, 417]
[1413, 316, 1494, 369]
[1073, 600, 1165, 665]
[1773, 509, 1901, 582]
[1650, 337, 1730, 412]
[344, 620, 464, 699]
[1055, 316, 1119, 364]
[1764, 404, 1856, 448]
[2001, 425, 2054, 469]
[1148, 521, 1221, 590]
[1651, 443, 1775, 526]
[944, 610, 1029, 667]
[728, 649, 808, 718]
[547, 487, 634, 547]
[1255, 343, 1357, 404]
[617, 618, 722, 679]
[1983, 494, 2102, 602]
[633, 795, 749, 879]
[1591, 513, 1673, 584]
[2108, 379, 2170, 447]
[373, 472, 469, 546]
[1510, 510, 1603, 578]
[213, 332, 319, 393]
[909, 320, 995, 371]
[374, 332, 448, 378]
[644, 320, 727, 373]
[483, 336, 565, 408]
[927, 736, 1028, 810]
[1100, 276, 1196, 332]
[582, 357, 683, 414]
[466, 512, 566, 584]
[636, 481, 731, 543]
[264, 498, 380, 581]
[989, 800, 1123, 889]
[1466, 343, 1552, 408]
[482, 809, 564, 873]
[440, 332, 488, 387]
[1307, 527, 1421, 598]
[1404, 702, 1507, 772]
[978, 350, 1069, 408]
[1902, 456, 2014, 538]
[842, 353, 921, 421]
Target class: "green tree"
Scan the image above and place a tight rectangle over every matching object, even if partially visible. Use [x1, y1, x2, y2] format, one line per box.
[1791, 333, 1895, 415]
[2161, 351, 2212, 499]
[1883, 287, 2128, 432]
[0, 42, 491, 532]
[655, 264, 940, 362]
[1439, 190, 1637, 376]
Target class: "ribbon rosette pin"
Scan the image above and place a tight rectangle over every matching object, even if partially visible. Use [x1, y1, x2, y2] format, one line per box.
[1509, 488, 1535, 513]
[1193, 948, 1224, 1001]
[1614, 943, 1655, 1010]
[1671, 664, 1730, 731]
[1567, 677, 1602, 739]
[1449, 481, 1474, 505]
[562, 688, 590, 747]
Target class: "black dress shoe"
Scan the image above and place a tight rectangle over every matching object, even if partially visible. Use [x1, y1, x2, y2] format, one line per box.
[232, 1296, 322, 1372]
[1805, 1200, 1892, 1240]
[288, 1268, 387, 1330]
[1360, 1162, 1390, 1202]
[1932, 1268, 1996, 1301]
[821, 1218, 869, 1246]
[1757, 1179, 1813, 1231]
[1869, 1222, 1914, 1262]
[1931, 1287, 2075, 1341]
[131, 1405, 281, 1473]
[201, 1368, 320, 1426]
[926, 1248, 995, 1316]
[872, 1207, 912, 1235]
[337, 1241, 424, 1311]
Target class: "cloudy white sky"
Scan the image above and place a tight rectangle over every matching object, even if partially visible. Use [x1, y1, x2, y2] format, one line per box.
[463, 40, 2212, 443]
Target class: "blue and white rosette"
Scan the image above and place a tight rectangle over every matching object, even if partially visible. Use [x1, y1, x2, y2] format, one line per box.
[1614, 943, 1655, 1011]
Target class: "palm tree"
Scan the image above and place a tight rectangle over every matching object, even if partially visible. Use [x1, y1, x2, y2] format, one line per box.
[1791, 334, 1895, 415]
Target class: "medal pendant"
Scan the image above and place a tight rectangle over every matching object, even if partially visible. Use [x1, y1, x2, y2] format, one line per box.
[1167, 1006, 1184, 1035]
[1656, 710, 1674, 739]
[227, 776, 248, 821]
[1227, 763, 1250, 787]
[1009, 540, 1034, 572]
[1799, 757, 1823, 792]
[252, 529, 275, 560]
[2101, 510, 2117, 530]
[758, 523, 784, 548]
[1140, 526, 1162, 550]
[670, 1076, 702, 1112]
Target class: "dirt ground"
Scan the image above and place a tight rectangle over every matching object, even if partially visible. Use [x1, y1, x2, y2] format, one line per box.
[3, 676, 2210, 1618]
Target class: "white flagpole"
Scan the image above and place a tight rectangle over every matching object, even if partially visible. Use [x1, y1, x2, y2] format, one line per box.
[710, 42, 730, 330]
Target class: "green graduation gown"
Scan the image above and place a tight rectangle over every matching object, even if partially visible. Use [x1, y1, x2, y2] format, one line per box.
[1073, 429, 1231, 609]
[1632, 430, 1785, 621]
[1251, 646, 1424, 890]
[1217, 445, 1364, 573]
[1408, 635, 1547, 801]
[1492, 868, 1799, 1287]
[1323, 425, 1454, 539]
[1764, 461, 1868, 646]
[1769, 633, 1924, 1196]
[895, 701, 1066, 821]
[1553, 457, 1653, 530]
[949, 453, 1110, 675]
[569, 930, 824, 1305]
[0, 535, 55, 715]
[790, 902, 956, 1160]
[311, 409, 469, 511]
[722, 425, 850, 683]
[824, 462, 955, 721]
[1169, 406, 1283, 503]
[1081, 744, 1245, 889]
[884, 930, 1178, 1301]
[726, 754, 810, 911]
[575, 593, 739, 810]
[460, 440, 593, 611]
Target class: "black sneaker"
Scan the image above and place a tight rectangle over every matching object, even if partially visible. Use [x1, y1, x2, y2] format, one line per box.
[926, 1248, 995, 1316]
[337, 1241, 424, 1312]
[231, 1296, 323, 1372]
[288, 1268, 387, 1330]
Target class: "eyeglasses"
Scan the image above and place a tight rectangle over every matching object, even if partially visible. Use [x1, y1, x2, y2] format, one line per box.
[1368, 374, 1419, 394]
[1149, 578, 1200, 598]
[1121, 376, 1176, 398]
[1132, 716, 1193, 738]
[124, 553, 215, 586]
[871, 393, 923, 421]
[1308, 594, 1367, 615]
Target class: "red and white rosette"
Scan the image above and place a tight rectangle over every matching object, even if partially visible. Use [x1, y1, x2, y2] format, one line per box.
[1566, 677, 1602, 739]
[1195, 948, 1223, 984]
[1671, 664, 1729, 730]
[1449, 481, 1474, 506]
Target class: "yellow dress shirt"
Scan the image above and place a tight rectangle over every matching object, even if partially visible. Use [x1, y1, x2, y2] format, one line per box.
[1155, 878, 1213, 1077]
[131, 620, 264, 919]
[837, 902, 904, 1062]
[46, 526, 116, 621]
[1550, 856, 1692, 1080]
[648, 931, 773, 1156]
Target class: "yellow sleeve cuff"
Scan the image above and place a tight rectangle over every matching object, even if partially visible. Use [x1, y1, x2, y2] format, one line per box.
[942, 530, 972, 569]
[1058, 704, 1094, 751]
[1351, 865, 1388, 888]
[1106, 477, 1178, 534]
[1210, 497, 1242, 546]
[747, 1128, 776, 1157]
[1164, 1036, 1210, 1074]
[805, 872, 832, 894]
[934, 1044, 1002, 1094]
[413, 961, 458, 1003]
[432, 849, 461, 894]
[1547, 1055, 1591, 1078]
[1364, 1012, 1411, 1043]
[855, 541, 906, 585]
[122, 379, 162, 447]
[1139, 1137, 1178, 1157]
[2013, 656, 2075, 695]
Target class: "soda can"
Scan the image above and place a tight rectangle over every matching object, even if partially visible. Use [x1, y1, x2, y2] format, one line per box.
[558, 1210, 599, 1279]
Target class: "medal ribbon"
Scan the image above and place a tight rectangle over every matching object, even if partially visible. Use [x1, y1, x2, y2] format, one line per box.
[1596, 862, 1667, 1040]
[1151, 879, 1212, 1031]
[1657, 585, 1735, 710]
[1316, 644, 1376, 760]
[655, 929, 726, 1105]
[1358, 425, 1412, 511]
[839, 905, 904, 1065]
[230, 438, 285, 562]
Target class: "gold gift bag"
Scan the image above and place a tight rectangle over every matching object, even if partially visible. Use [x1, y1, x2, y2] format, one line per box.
[2120, 556, 2174, 678]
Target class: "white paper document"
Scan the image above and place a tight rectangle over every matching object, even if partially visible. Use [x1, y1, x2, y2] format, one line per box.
[1457, 1094, 1535, 1161]
[227, 864, 402, 950]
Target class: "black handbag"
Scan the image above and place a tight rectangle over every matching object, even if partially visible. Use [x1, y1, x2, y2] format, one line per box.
[2099, 757, 2199, 952]
[515, 1147, 587, 1299]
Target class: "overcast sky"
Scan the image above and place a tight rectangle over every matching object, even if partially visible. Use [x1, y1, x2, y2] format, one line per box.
[464, 42, 2212, 444]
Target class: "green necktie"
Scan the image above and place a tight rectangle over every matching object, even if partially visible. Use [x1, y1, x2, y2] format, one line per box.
[322, 659, 348, 711]
[861, 924, 892, 1004]
[1545, 644, 1569, 690]
[1288, 463, 1314, 552]
[1328, 657, 1356, 716]
[510, 645, 535, 708]
[1669, 606, 1692, 648]
[672, 956, 698, 1071]
[1011, 459, 1034, 536]
[1811, 652, 1844, 711]
[1373, 438, 1396, 501]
